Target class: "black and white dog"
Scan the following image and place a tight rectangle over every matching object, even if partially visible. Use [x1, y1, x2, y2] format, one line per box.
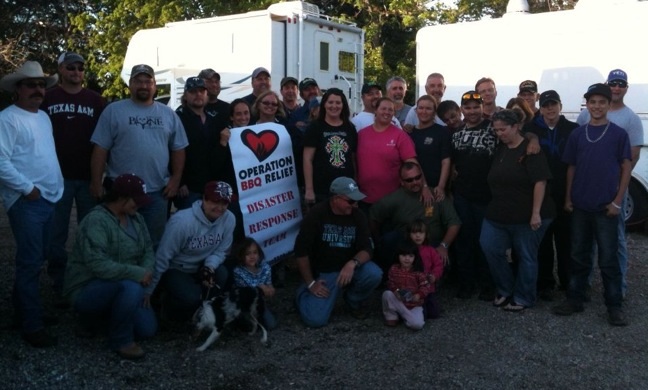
[192, 287, 268, 352]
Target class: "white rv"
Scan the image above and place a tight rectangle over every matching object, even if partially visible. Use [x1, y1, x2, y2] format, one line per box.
[416, 0, 648, 227]
[121, 1, 365, 112]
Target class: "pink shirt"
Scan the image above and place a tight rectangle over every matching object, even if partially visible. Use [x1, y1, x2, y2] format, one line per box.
[357, 124, 416, 203]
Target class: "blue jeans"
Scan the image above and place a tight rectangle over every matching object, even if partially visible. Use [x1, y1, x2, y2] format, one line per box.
[617, 193, 628, 294]
[137, 190, 168, 249]
[453, 193, 492, 290]
[74, 279, 157, 350]
[48, 179, 97, 293]
[296, 261, 382, 328]
[481, 218, 551, 307]
[569, 209, 622, 308]
[8, 197, 55, 333]
[160, 267, 229, 322]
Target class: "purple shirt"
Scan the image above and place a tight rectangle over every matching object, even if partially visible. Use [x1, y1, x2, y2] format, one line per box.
[562, 122, 631, 212]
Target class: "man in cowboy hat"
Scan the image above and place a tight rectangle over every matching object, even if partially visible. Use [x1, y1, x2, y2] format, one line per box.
[0, 61, 64, 347]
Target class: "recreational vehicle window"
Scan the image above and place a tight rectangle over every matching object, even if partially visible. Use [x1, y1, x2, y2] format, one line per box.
[320, 42, 330, 71]
[339, 51, 355, 73]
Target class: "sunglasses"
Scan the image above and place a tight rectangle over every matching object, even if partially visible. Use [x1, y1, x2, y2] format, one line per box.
[66, 65, 85, 72]
[402, 174, 422, 183]
[608, 81, 627, 88]
[20, 80, 47, 89]
[338, 196, 357, 205]
[261, 101, 279, 107]
[462, 93, 482, 100]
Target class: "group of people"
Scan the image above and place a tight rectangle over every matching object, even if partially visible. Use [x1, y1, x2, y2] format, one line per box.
[0, 52, 640, 359]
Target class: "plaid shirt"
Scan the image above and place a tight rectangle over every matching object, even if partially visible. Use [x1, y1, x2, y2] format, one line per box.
[386, 264, 434, 308]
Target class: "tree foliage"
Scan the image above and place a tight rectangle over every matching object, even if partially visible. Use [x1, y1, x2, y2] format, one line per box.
[1, 0, 576, 103]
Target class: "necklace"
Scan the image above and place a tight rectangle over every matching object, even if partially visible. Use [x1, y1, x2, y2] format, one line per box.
[585, 122, 610, 143]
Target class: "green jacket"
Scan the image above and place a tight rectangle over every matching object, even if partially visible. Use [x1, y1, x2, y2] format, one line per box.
[63, 205, 155, 303]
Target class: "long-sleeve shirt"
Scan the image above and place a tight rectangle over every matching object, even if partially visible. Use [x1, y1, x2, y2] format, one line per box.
[63, 205, 155, 303]
[386, 264, 434, 308]
[146, 200, 235, 295]
[418, 245, 443, 291]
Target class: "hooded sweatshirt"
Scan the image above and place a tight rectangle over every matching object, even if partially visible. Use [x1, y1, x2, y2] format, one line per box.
[146, 200, 235, 294]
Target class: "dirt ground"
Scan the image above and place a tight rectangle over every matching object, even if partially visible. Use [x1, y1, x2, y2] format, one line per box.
[1, 211, 647, 389]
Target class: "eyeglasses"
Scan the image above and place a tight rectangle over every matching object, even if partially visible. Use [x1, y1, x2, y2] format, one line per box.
[20, 80, 47, 89]
[338, 196, 357, 205]
[65, 65, 85, 72]
[608, 81, 628, 88]
[260, 101, 279, 107]
[462, 93, 482, 100]
[402, 174, 422, 183]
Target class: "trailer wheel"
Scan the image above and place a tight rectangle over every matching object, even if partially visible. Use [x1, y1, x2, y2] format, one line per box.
[625, 179, 648, 227]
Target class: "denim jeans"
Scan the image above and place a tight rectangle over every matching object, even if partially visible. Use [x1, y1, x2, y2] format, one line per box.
[137, 190, 168, 249]
[48, 179, 97, 293]
[569, 209, 622, 308]
[480, 218, 551, 307]
[537, 208, 571, 290]
[296, 261, 382, 328]
[8, 197, 55, 333]
[453, 193, 492, 290]
[617, 192, 629, 294]
[160, 266, 229, 322]
[74, 279, 157, 350]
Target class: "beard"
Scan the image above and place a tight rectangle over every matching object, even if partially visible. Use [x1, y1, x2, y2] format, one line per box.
[134, 89, 152, 102]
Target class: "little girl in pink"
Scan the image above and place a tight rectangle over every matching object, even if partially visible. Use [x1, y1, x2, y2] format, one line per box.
[408, 219, 443, 318]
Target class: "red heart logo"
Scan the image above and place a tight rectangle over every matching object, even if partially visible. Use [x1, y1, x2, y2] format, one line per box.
[241, 129, 279, 162]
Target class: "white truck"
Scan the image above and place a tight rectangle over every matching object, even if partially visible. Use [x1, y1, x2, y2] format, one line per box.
[121, 1, 365, 113]
[416, 0, 648, 227]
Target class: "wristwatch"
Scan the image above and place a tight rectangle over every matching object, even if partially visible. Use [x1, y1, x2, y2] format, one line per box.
[440, 241, 449, 249]
[352, 258, 361, 268]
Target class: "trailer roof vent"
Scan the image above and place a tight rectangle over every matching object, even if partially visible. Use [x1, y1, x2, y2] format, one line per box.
[268, 1, 320, 17]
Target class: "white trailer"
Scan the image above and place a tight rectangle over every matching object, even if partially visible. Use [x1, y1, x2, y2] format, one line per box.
[121, 1, 365, 113]
[416, 0, 648, 226]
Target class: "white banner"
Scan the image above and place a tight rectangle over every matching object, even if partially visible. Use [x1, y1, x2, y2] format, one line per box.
[229, 123, 302, 265]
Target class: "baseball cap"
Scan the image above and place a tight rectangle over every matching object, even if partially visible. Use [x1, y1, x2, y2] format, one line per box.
[252, 67, 270, 79]
[299, 77, 318, 91]
[539, 90, 561, 106]
[112, 174, 152, 207]
[204, 181, 234, 203]
[584, 83, 612, 101]
[198, 68, 220, 81]
[607, 69, 628, 83]
[460, 90, 483, 105]
[361, 82, 382, 95]
[130, 64, 155, 79]
[518, 80, 538, 94]
[57, 52, 85, 65]
[184, 77, 206, 91]
[330, 177, 366, 201]
[280, 76, 298, 88]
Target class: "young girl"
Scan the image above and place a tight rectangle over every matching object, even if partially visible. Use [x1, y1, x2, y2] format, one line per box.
[232, 238, 277, 329]
[382, 241, 434, 330]
[407, 219, 444, 319]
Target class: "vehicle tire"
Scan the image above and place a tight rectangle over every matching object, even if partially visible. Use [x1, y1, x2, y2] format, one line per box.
[625, 179, 648, 227]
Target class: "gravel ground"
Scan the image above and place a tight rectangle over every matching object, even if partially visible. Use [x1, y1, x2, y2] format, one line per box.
[1, 211, 647, 390]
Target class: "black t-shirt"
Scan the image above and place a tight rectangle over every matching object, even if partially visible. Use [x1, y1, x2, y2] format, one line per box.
[205, 100, 230, 124]
[303, 120, 358, 195]
[294, 200, 373, 275]
[450, 120, 496, 204]
[485, 139, 556, 224]
[408, 124, 451, 188]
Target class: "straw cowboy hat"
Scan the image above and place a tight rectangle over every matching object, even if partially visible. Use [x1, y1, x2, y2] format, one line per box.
[0, 61, 58, 92]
